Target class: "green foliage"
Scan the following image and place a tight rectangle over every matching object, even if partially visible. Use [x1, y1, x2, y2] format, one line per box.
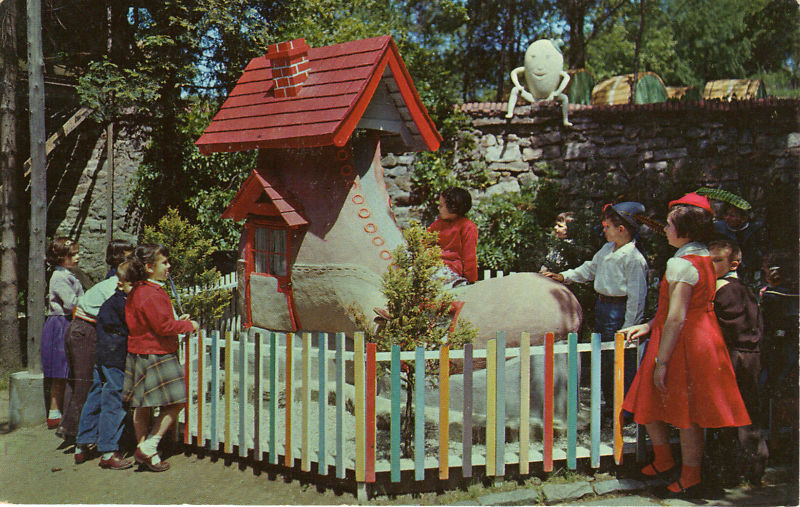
[470, 174, 589, 272]
[141, 208, 231, 324]
[583, 0, 798, 87]
[351, 222, 476, 354]
[76, 58, 161, 124]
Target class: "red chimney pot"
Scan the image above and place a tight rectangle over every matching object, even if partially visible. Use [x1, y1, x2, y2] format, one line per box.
[266, 38, 311, 98]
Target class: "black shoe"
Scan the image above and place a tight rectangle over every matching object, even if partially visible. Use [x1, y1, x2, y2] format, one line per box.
[638, 462, 678, 482]
[654, 479, 704, 500]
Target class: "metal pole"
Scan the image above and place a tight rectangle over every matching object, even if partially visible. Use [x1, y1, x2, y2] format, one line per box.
[26, 0, 47, 374]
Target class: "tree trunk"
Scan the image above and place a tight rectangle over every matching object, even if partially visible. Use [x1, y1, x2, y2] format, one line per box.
[565, 0, 588, 69]
[0, 0, 23, 373]
[104, 1, 114, 246]
[26, 0, 47, 374]
[630, 0, 646, 103]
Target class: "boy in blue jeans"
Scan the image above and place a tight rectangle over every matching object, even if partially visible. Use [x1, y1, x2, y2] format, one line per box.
[544, 202, 648, 410]
[75, 261, 135, 469]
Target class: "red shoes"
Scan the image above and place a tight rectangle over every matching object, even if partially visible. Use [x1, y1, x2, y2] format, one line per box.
[133, 447, 170, 472]
[74, 445, 98, 464]
[46, 418, 61, 429]
[99, 452, 134, 470]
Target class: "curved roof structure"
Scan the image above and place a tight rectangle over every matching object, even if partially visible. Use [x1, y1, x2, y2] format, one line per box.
[196, 35, 441, 155]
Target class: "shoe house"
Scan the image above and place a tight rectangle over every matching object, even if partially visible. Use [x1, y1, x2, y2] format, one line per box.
[196, 35, 581, 348]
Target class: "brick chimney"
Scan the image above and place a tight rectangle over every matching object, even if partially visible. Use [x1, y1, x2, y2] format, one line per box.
[266, 38, 311, 98]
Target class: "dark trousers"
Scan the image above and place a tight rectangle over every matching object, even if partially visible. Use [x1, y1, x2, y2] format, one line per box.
[594, 298, 637, 407]
[77, 365, 127, 453]
[61, 318, 97, 437]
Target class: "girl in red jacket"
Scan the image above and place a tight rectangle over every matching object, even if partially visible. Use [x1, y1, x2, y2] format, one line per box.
[122, 244, 198, 472]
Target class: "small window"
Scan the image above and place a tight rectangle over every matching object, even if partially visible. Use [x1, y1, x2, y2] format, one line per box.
[253, 227, 288, 276]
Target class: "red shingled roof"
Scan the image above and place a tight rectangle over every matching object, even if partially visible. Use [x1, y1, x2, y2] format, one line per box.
[221, 169, 308, 226]
[196, 35, 441, 154]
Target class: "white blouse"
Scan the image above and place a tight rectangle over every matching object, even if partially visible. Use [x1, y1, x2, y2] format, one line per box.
[561, 240, 648, 328]
[665, 242, 709, 285]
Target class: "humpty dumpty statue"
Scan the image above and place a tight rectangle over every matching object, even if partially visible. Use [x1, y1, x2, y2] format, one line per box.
[505, 39, 572, 126]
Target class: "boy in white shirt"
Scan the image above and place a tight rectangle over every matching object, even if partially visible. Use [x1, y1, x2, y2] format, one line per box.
[543, 202, 648, 408]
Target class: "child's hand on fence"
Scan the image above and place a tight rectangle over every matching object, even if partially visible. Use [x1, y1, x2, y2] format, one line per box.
[620, 322, 651, 346]
[190, 320, 200, 332]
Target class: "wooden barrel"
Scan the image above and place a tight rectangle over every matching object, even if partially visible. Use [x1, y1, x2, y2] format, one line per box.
[703, 79, 766, 100]
[666, 86, 702, 101]
[565, 69, 595, 105]
[591, 72, 668, 105]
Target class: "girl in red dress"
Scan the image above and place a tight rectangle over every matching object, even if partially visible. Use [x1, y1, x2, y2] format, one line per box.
[620, 193, 750, 498]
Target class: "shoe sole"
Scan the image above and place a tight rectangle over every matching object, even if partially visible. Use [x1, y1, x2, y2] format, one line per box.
[100, 461, 133, 470]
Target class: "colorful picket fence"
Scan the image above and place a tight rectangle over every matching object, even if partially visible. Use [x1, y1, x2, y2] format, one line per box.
[176, 328, 647, 498]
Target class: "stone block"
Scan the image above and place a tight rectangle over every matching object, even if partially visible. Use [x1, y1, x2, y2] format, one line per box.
[484, 179, 520, 197]
[522, 147, 543, 161]
[541, 481, 594, 502]
[381, 153, 399, 167]
[488, 161, 529, 173]
[518, 172, 538, 187]
[644, 161, 668, 171]
[653, 147, 688, 159]
[385, 165, 409, 177]
[9, 371, 46, 428]
[564, 143, 592, 160]
[481, 134, 497, 147]
[530, 132, 563, 146]
[598, 144, 637, 159]
[787, 132, 800, 149]
[592, 478, 644, 496]
[542, 145, 562, 159]
[485, 143, 522, 164]
[478, 488, 541, 506]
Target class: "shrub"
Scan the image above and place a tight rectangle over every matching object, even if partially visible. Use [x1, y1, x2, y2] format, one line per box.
[142, 208, 231, 325]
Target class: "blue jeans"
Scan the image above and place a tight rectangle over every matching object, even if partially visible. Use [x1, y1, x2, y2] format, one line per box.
[76, 365, 126, 453]
[595, 299, 638, 406]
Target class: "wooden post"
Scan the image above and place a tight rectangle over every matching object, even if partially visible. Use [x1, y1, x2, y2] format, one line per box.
[26, 0, 47, 374]
[104, 122, 114, 247]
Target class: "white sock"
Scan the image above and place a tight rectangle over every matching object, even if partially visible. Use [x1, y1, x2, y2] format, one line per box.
[48, 409, 62, 419]
[103, 452, 114, 460]
[138, 433, 162, 457]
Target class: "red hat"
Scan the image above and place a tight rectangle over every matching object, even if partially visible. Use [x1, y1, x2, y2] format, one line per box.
[668, 192, 713, 214]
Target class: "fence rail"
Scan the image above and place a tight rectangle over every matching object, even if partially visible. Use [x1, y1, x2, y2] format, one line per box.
[176, 327, 647, 497]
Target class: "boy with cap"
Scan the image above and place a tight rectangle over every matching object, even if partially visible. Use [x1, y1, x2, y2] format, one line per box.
[543, 202, 648, 409]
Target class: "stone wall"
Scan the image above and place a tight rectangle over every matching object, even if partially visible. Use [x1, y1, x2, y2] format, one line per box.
[382, 99, 799, 245]
[47, 124, 142, 284]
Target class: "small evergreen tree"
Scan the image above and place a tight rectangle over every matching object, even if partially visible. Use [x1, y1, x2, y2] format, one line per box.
[349, 222, 476, 455]
[142, 208, 231, 326]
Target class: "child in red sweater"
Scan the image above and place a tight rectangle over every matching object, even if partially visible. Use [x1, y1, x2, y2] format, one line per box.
[428, 187, 478, 287]
[122, 244, 198, 472]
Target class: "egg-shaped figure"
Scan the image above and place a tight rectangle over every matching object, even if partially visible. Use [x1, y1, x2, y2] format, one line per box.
[524, 40, 565, 98]
[506, 39, 572, 126]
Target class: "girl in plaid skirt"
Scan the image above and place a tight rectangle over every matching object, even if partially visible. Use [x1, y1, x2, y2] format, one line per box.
[123, 244, 198, 472]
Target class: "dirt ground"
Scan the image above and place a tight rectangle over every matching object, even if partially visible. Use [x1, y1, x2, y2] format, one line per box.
[3, 387, 797, 505]
[0, 389, 355, 505]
